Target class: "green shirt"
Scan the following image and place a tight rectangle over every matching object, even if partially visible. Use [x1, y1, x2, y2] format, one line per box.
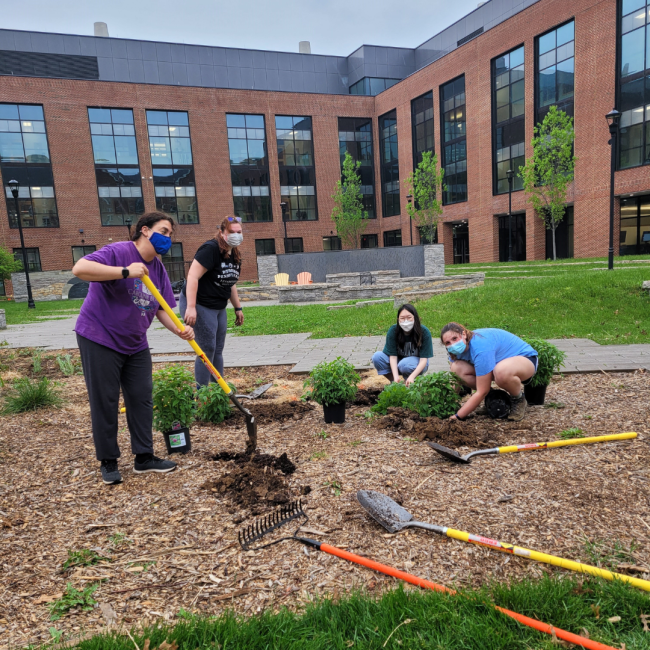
[383, 324, 434, 359]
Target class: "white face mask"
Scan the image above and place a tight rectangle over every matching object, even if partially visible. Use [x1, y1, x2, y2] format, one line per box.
[399, 320, 415, 333]
[226, 232, 243, 247]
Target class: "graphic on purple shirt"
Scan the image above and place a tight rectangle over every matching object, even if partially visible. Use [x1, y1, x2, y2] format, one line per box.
[74, 241, 176, 355]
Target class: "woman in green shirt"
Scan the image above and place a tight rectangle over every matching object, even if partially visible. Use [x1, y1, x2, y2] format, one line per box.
[372, 304, 433, 385]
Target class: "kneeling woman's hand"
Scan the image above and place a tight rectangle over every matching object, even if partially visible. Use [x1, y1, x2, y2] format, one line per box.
[176, 325, 195, 341]
[405, 374, 417, 387]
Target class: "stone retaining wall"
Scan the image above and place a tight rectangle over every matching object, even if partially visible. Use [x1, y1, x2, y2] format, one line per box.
[11, 270, 75, 302]
[257, 255, 279, 286]
[237, 286, 279, 301]
[325, 270, 401, 286]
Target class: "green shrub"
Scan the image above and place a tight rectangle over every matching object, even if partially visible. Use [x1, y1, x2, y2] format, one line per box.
[370, 382, 410, 414]
[522, 337, 566, 387]
[48, 583, 98, 621]
[196, 381, 235, 423]
[558, 427, 585, 439]
[56, 354, 75, 376]
[152, 366, 195, 432]
[406, 372, 461, 418]
[2, 377, 63, 413]
[303, 357, 359, 406]
[32, 350, 42, 374]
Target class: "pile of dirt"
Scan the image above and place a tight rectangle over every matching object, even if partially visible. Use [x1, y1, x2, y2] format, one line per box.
[228, 400, 314, 425]
[212, 451, 296, 475]
[375, 407, 424, 431]
[351, 387, 382, 406]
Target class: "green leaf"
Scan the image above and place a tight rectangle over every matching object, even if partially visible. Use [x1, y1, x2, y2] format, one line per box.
[303, 357, 360, 406]
[152, 365, 196, 432]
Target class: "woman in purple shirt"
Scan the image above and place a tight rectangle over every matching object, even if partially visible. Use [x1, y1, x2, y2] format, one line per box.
[73, 212, 195, 485]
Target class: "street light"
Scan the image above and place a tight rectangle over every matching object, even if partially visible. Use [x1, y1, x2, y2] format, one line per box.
[506, 168, 514, 263]
[280, 201, 289, 252]
[606, 109, 621, 271]
[124, 215, 133, 239]
[406, 194, 413, 245]
[8, 180, 36, 309]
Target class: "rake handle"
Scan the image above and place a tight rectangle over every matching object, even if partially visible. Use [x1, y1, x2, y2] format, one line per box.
[443, 528, 650, 592]
[310, 541, 615, 650]
[497, 432, 637, 454]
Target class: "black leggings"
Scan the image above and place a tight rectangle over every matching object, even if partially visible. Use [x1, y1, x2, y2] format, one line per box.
[77, 334, 154, 461]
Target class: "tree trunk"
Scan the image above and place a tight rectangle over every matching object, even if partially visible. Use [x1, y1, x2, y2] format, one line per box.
[552, 222, 557, 261]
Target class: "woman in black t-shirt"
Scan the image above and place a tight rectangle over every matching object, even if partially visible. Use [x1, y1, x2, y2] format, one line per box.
[179, 217, 243, 387]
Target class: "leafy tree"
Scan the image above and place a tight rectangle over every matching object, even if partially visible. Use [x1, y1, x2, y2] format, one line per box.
[331, 151, 368, 249]
[519, 106, 576, 260]
[405, 151, 446, 245]
[0, 245, 21, 282]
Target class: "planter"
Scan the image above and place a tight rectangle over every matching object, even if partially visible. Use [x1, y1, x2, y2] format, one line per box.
[323, 401, 346, 424]
[524, 383, 548, 406]
[162, 426, 192, 454]
[484, 389, 511, 419]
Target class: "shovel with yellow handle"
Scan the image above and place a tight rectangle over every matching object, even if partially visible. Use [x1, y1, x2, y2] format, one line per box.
[428, 432, 637, 464]
[135, 274, 257, 453]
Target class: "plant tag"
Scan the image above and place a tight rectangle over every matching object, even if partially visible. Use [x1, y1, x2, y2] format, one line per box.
[169, 432, 186, 448]
[172, 421, 182, 431]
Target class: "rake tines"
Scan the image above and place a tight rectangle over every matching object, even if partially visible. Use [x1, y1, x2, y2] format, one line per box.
[238, 500, 307, 551]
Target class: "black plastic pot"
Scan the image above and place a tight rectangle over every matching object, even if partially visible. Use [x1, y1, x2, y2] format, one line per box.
[323, 401, 346, 424]
[524, 383, 548, 406]
[484, 389, 512, 419]
[163, 426, 191, 454]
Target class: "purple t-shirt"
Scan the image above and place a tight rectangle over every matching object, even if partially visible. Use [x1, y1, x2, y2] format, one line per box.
[74, 241, 176, 355]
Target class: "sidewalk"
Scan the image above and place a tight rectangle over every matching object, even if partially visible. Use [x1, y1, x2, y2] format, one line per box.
[3, 316, 650, 374]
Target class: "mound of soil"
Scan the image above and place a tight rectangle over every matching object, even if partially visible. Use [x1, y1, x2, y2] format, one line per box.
[228, 400, 314, 425]
[375, 407, 424, 432]
[212, 451, 296, 475]
[351, 387, 383, 406]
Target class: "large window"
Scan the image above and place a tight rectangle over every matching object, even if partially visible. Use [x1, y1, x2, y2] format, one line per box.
[13, 247, 41, 272]
[0, 104, 59, 229]
[379, 110, 400, 217]
[284, 238, 303, 253]
[545, 206, 574, 259]
[323, 236, 342, 251]
[72, 245, 96, 264]
[497, 213, 526, 261]
[536, 21, 575, 125]
[162, 243, 185, 283]
[441, 77, 467, 204]
[493, 46, 525, 194]
[88, 108, 144, 227]
[361, 233, 378, 248]
[227, 114, 271, 222]
[255, 239, 276, 256]
[619, 0, 650, 168]
[338, 117, 376, 218]
[452, 222, 470, 264]
[620, 195, 650, 255]
[383, 229, 402, 247]
[412, 92, 434, 168]
[276, 116, 317, 221]
[147, 110, 198, 224]
[349, 78, 399, 96]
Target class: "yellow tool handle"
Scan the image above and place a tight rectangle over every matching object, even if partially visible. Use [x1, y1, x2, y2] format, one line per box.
[142, 274, 233, 396]
[444, 528, 650, 592]
[497, 432, 637, 454]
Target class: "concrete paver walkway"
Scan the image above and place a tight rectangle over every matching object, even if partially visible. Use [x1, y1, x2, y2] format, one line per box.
[2, 316, 650, 374]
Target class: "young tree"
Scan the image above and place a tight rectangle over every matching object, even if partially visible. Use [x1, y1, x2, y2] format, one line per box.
[404, 150, 446, 245]
[0, 245, 21, 291]
[519, 105, 576, 260]
[331, 151, 368, 249]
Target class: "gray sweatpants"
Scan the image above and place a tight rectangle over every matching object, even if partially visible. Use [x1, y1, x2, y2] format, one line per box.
[179, 293, 227, 387]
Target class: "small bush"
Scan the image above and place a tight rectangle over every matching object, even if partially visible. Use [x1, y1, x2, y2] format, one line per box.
[48, 583, 98, 621]
[558, 427, 585, 439]
[303, 357, 359, 406]
[406, 372, 461, 418]
[370, 382, 410, 415]
[56, 354, 75, 376]
[2, 377, 63, 413]
[152, 366, 195, 432]
[196, 381, 235, 423]
[521, 337, 566, 387]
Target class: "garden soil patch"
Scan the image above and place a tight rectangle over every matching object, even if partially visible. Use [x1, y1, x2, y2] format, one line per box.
[212, 451, 297, 475]
[228, 400, 314, 425]
[1, 356, 649, 648]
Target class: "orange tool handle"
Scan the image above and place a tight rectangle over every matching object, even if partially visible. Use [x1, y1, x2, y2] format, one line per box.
[319, 543, 616, 650]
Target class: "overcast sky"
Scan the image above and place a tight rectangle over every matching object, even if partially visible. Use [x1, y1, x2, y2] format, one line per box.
[5, 0, 481, 55]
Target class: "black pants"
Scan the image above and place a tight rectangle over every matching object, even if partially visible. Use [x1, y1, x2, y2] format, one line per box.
[77, 334, 154, 461]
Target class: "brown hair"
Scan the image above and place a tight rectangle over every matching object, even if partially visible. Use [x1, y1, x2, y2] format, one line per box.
[216, 217, 242, 265]
[131, 212, 175, 241]
[440, 322, 474, 358]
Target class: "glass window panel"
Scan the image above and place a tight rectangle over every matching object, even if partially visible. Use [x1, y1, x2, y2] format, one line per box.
[369, 78, 385, 95]
[623, 0, 645, 15]
[510, 65, 524, 83]
[621, 28, 646, 77]
[496, 105, 510, 123]
[170, 138, 192, 165]
[622, 9, 647, 34]
[511, 79, 525, 104]
[0, 104, 19, 120]
[146, 111, 168, 125]
[539, 66, 557, 106]
[228, 140, 248, 164]
[20, 121, 45, 133]
[88, 108, 111, 123]
[167, 112, 188, 126]
[275, 116, 293, 129]
[511, 99, 525, 118]
[111, 109, 133, 124]
[496, 86, 510, 108]
[556, 21, 575, 46]
[227, 114, 246, 127]
[90, 122, 106, 135]
[22, 133, 50, 163]
[114, 136, 138, 165]
[557, 58, 575, 100]
[539, 31, 556, 54]
[92, 135, 116, 164]
[510, 46, 524, 68]
[539, 50, 556, 70]
[245, 115, 264, 128]
[556, 41, 575, 63]
[621, 78, 645, 111]
[246, 140, 266, 164]
[0, 132, 25, 162]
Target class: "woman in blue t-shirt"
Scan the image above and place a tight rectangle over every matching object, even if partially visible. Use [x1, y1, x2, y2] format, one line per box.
[440, 322, 538, 422]
[372, 304, 433, 386]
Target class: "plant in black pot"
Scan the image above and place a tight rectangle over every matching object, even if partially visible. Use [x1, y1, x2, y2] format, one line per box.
[196, 381, 235, 424]
[521, 337, 566, 405]
[152, 365, 196, 454]
[303, 357, 360, 424]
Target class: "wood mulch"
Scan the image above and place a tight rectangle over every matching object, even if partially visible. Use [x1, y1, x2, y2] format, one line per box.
[0, 353, 649, 648]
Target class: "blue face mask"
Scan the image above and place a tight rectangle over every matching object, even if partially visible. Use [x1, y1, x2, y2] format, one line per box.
[148, 231, 172, 255]
[447, 340, 466, 355]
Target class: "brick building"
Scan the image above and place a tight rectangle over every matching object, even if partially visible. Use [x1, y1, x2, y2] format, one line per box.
[0, 0, 648, 285]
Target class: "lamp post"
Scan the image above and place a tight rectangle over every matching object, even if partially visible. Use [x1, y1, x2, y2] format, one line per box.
[406, 194, 413, 245]
[606, 109, 621, 271]
[125, 215, 133, 239]
[8, 180, 36, 309]
[280, 201, 288, 252]
[506, 168, 514, 262]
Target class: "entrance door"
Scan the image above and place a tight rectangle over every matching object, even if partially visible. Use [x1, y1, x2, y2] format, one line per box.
[453, 223, 470, 264]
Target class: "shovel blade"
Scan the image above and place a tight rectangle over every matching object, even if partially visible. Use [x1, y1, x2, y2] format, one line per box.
[427, 442, 470, 464]
[244, 413, 258, 455]
[357, 490, 414, 533]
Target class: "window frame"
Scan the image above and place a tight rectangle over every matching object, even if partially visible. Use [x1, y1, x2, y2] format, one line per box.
[383, 229, 402, 247]
[284, 237, 304, 254]
[361, 233, 378, 248]
[439, 75, 468, 205]
[411, 91, 435, 169]
[71, 245, 96, 264]
[378, 109, 400, 217]
[13, 247, 42, 272]
[322, 235, 342, 251]
[255, 238, 277, 256]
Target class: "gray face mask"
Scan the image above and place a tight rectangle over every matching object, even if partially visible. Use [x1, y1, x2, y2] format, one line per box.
[226, 233, 243, 247]
[399, 320, 414, 333]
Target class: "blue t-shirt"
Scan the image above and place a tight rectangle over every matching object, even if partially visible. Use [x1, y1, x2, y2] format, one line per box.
[452, 328, 537, 377]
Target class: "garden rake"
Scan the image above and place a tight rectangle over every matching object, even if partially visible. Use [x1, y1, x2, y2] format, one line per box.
[237, 501, 616, 650]
[357, 489, 650, 592]
[427, 431, 637, 464]
[141, 275, 257, 453]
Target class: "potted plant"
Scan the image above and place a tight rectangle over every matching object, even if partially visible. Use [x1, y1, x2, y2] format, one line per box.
[304, 357, 360, 424]
[521, 337, 566, 405]
[196, 381, 235, 424]
[152, 365, 196, 454]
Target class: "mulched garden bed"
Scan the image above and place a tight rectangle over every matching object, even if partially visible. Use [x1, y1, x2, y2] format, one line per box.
[0, 353, 649, 648]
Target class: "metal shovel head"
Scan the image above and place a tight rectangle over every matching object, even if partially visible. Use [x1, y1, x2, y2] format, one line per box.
[356, 490, 414, 533]
[426, 442, 470, 464]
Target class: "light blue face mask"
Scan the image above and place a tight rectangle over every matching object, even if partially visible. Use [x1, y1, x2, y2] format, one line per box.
[447, 340, 466, 355]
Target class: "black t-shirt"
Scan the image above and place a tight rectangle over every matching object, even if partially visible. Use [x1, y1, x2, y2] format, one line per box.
[186, 239, 241, 310]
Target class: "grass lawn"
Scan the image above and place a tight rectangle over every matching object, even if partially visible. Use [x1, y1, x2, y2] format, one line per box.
[73, 577, 649, 649]
[1, 298, 84, 325]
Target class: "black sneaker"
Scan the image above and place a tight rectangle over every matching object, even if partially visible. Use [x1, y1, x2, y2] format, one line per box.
[100, 459, 122, 485]
[133, 455, 177, 474]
